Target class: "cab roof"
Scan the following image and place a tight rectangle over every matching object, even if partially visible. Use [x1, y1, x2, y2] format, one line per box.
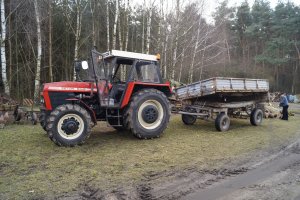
[102, 50, 158, 61]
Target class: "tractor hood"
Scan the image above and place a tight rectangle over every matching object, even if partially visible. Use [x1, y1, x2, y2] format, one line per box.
[43, 81, 97, 93]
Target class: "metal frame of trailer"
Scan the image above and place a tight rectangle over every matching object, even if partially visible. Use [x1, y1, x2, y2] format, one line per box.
[173, 77, 270, 131]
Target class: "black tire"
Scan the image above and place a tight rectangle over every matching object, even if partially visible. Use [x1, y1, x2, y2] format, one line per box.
[250, 108, 263, 126]
[46, 104, 92, 147]
[182, 114, 197, 125]
[215, 113, 230, 132]
[107, 118, 125, 131]
[124, 89, 170, 139]
[39, 111, 47, 131]
[31, 112, 38, 125]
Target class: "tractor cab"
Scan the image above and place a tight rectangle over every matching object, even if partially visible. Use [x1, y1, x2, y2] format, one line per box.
[82, 49, 164, 108]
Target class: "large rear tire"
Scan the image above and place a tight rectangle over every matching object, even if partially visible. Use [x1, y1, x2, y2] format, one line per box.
[215, 113, 230, 132]
[250, 108, 263, 126]
[46, 104, 92, 147]
[182, 114, 197, 125]
[124, 89, 170, 139]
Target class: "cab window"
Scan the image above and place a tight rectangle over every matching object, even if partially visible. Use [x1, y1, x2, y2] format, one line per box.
[134, 62, 160, 83]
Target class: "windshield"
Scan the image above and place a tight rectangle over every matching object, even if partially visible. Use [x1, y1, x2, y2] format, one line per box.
[91, 50, 117, 80]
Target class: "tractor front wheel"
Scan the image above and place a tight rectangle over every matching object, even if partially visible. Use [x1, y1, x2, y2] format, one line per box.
[46, 104, 92, 146]
[39, 111, 47, 131]
[124, 89, 170, 139]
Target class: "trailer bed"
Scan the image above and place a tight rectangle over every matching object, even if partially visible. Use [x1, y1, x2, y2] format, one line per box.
[175, 77, 269, 100]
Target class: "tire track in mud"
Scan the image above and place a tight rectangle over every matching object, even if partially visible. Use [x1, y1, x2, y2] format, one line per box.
[184, 139, 300, 200]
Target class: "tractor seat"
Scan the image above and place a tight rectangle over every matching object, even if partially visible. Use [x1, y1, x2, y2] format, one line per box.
[110, 84, 126, 103]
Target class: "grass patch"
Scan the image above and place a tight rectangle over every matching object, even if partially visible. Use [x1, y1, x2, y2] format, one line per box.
[1, 115, 300, 199]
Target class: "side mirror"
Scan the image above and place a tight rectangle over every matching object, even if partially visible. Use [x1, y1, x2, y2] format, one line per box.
[82, 61, 88, 70]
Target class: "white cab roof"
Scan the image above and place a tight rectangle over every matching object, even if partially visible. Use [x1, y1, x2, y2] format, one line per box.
[103, 50, 158, 61]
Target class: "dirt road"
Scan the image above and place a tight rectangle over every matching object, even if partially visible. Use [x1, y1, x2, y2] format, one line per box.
[184, 138, 300, 200]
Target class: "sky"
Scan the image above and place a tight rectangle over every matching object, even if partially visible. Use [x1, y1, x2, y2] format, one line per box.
[133, 0, 300, 23]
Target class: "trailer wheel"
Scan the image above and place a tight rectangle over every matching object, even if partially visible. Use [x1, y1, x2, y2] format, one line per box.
[46, 104, 92, 147]
[39, 111, 47, 131]
[125, 89, 170, 139]
[182, 114, 197, 125]
[31, 112, 38, 125]
[215, 113, 230, 132]
[250, 108, 263, 126]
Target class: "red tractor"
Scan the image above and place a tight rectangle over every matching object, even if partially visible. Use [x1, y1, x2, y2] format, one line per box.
[40, 49, 171, 146]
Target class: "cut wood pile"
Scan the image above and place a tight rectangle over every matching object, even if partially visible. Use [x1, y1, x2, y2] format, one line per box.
[0, 93, 18, 111]
[269, 92, 281, 102]
[0, 94, 38, 128]
[263, 103, 281, 118]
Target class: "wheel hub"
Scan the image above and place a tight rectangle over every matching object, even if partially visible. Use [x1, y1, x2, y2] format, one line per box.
[142, 105, 159, 123]
[61, 118, 79, 135]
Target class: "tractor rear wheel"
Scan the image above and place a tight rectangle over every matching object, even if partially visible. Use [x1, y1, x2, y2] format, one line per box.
[124, 89, 170, 139]
[46, 104, 92, 147]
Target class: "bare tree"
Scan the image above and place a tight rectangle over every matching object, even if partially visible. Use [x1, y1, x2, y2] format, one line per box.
[90, 0, 96, 46]
[145, 1, 153, 54]
[1, 0, 9, 95]
[48, 0, 53, 82]
[112, 0, 119, 50]
[106, 0, 110, 50]
[73, 0, 84, 80]
[124, 0, 130, 51]
[33, 0, 42, 102]
[171, 0, 180, 80]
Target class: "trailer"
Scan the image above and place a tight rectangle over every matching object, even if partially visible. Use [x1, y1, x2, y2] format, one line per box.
[173, 77, 269, 131]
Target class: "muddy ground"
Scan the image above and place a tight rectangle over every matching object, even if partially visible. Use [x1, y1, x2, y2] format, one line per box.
[58, 104, 300, 200]
[1, 104, 299, 199]
[60, 134, 300, 200]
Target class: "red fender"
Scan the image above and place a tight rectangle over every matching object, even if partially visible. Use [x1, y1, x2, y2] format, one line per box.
[65, 98, 97, 124]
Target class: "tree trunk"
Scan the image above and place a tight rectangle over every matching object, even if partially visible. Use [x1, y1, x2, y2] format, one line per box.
[199, 40, 206, 81]
[146, 5, 152, 54]
[293, 41, 300, 94]
[73, 0, 82, 80]
[141, 0, 145, 53]
[106, 0, 110, 50]
[163, 33, 168, 80]
[178, 46, 185, 83]
[1, 0, 9, 95]
[90, 0, 96, 47]
[33, 0, 42, 102]
[171, 0, 180, 80]
[48, 0, 53, 82]
[118, 19, 123, 50]
[124, 0, 129, 51]
[188, 18, 201, 84]
[112, 0, 119, 50]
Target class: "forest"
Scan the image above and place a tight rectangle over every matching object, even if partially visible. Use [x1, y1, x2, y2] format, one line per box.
[0, 0, 299, 101]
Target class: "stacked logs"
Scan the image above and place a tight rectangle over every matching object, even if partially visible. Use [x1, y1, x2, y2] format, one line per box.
[264, 103, 281, 118]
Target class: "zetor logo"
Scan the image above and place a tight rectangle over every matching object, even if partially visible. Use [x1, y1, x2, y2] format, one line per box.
[48, 86, 94, 92]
